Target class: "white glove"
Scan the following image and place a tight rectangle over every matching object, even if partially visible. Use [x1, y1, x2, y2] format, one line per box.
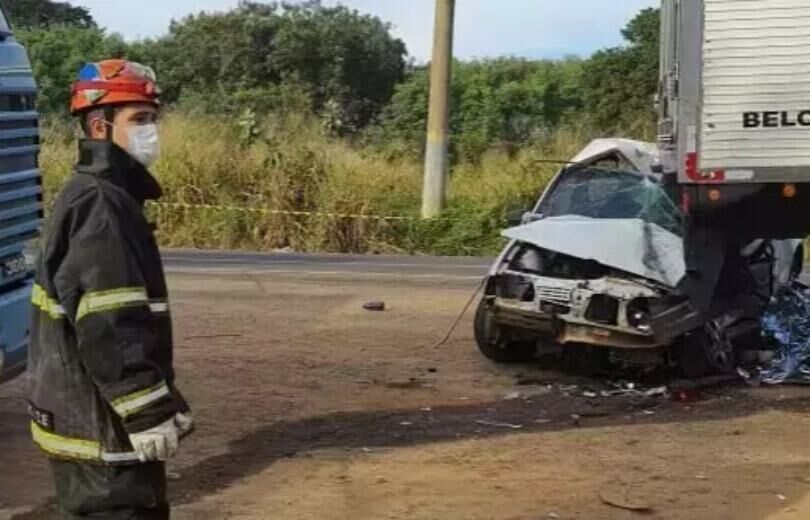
[175, 412, 195, 436]
[128, 417, 180, 462]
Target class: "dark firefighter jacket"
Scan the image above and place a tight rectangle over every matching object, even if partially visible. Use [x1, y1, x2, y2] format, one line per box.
[29, 139, 189, 465]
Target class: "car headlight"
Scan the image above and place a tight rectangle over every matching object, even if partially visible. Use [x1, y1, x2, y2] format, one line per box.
[627, 298, 652, 333]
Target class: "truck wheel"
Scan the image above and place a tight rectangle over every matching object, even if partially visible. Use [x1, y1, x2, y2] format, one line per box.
[474, 298, 537, 363]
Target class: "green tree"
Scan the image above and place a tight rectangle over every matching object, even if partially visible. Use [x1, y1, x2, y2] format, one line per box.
[377, 58, 585, 162]
[141, 0, 407, 130]
[1, 0, 95, 29]
[17, 26, 125, 113]
[580, 7, 660, 134]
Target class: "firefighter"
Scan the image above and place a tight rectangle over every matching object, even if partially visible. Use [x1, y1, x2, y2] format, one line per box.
[28, 59, 193, 519]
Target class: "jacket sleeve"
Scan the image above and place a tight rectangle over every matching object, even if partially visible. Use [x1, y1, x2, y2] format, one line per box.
[53, 191, 183, 434]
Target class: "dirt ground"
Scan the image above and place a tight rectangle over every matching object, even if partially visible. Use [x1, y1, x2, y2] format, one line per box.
[4, 271, 810, 519]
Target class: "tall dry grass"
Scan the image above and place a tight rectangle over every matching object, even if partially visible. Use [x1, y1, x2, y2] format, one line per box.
[40, 112, 587, 255]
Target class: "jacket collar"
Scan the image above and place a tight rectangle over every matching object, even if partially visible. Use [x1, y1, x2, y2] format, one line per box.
[75, 139, 163, 205]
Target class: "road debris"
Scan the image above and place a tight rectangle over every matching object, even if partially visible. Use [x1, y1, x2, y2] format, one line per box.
[504, 386, 554, 400]
[600, 382, 668, 398]
[363, 301, 386, 311]
[475, 420, 524, 430]
[760, 283, 810, 384]
[599, 483, 655, 514]
[385, 378, 426, 389]
[185, 333, 243, 341]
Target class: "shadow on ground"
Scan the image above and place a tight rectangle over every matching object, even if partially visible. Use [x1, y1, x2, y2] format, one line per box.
[12, 385, 810, 519]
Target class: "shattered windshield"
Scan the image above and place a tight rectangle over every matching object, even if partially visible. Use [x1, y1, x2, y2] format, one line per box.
[541, 167, 683, 235]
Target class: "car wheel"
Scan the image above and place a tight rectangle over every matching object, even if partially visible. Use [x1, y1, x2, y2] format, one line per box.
[473, 298, 537, 363]
[699, 320, 737, 374]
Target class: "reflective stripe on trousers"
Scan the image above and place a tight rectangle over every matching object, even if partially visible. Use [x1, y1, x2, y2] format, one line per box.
[31, 422, 139, 464]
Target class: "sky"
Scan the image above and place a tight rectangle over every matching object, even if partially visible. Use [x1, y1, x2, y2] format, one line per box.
[73, 0, 658, 61]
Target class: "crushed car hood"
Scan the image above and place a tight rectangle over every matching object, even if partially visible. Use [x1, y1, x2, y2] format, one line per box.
[503, 216, 686, 288]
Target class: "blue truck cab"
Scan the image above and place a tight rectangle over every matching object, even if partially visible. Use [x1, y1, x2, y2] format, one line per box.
[0, 6, 42, 383]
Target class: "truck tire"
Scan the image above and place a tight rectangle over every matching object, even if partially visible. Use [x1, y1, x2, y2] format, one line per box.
[474, 298, 537, 363]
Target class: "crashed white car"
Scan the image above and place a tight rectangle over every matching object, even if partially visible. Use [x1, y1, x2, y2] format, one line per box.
[475, 139, 804, 373]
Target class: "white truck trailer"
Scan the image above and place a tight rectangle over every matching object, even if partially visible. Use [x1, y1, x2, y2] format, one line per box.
[655, 0, 810, 338]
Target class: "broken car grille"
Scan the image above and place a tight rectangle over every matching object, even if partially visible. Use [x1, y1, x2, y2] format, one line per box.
[536, 286, 572, 306]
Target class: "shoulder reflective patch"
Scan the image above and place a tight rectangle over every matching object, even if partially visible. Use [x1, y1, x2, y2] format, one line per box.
[31, 284, 67, 320]
[110, 381, 171, 419]
[76, 287, 148, 322]
[31, 422, 140, 463]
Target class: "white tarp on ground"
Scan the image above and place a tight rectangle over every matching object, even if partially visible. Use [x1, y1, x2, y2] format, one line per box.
[503, 216, 686, 287]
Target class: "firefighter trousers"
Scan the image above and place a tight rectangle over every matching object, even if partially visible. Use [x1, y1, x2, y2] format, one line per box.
[50, 460, 169, 519]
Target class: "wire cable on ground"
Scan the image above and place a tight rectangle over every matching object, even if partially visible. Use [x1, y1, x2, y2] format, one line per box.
[431, 277, 487, 349]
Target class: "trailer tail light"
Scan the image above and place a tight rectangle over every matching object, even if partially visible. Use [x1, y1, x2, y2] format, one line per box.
[708, 189, 721, 202]
[783, 184, 797, 199]
[685, 152, 726, 183]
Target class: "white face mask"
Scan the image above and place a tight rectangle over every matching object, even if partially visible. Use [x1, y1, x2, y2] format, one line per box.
[125, 124, 161, 167]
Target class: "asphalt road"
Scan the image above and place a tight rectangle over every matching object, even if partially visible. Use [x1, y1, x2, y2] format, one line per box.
[162, 249, 493, 281]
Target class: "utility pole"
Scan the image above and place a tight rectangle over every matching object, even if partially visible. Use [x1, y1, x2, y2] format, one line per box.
[422, 0, 455, 219]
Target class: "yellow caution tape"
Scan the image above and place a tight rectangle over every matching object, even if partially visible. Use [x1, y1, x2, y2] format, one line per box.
[147, 201, 448, 222]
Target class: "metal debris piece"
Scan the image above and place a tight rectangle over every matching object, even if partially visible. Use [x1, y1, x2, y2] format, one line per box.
[505, 387, 554, 400]
[475, 420, 523, 430]
[600, 383, 668, 398]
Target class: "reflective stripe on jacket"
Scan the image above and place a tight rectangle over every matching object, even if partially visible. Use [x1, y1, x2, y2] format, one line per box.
[29, 139, 190, 465]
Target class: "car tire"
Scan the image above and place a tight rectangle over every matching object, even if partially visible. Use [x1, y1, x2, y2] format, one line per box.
[474, 298, 537, 363]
